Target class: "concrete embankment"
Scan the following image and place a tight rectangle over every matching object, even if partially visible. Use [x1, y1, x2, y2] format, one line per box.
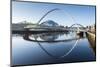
[86, 32, 96, 55]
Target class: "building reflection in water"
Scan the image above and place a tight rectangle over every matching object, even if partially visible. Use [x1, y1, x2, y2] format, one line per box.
[22, 32, 83, 42]
[22, 32, 78, 58]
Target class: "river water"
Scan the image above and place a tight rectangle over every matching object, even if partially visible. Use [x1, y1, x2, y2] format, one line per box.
[12, 32, 96, 66]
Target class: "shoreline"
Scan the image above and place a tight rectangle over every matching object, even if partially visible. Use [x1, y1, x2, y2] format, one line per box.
[86, 32, 96, 55]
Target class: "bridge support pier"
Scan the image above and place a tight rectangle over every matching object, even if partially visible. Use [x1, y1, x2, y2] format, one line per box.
[77, 31, 85, 38]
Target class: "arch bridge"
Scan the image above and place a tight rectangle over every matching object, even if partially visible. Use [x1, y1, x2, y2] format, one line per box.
[24, 8, 87, 32]
[68, 23, 87, 32]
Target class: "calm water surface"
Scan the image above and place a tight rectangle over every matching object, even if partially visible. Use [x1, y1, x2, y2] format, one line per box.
[12, 32, 95, 66]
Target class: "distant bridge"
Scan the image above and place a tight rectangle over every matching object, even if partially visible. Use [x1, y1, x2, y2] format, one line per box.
[68, 23, 87, 32]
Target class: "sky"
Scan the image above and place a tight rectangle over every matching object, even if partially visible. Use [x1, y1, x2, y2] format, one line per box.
[12, 1, 96, 26]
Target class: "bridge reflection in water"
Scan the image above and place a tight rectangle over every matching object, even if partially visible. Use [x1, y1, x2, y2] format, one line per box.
[12, 31, 96, 65]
